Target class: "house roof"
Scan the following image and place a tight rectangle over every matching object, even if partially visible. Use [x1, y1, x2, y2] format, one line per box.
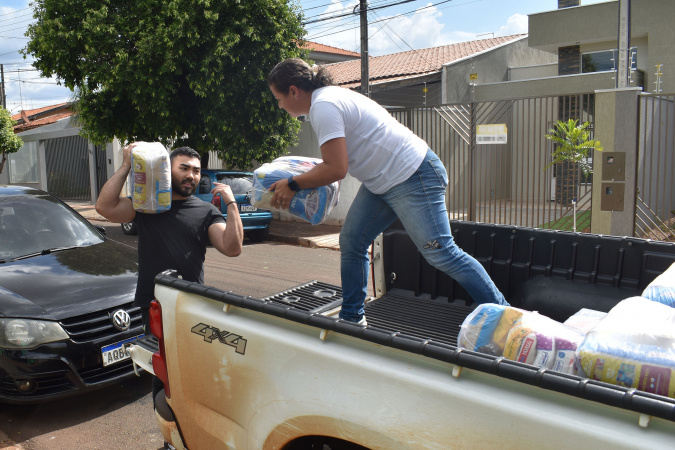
[325, 34, 527, 88]
[12, 103, 74, 133]
[303, 41, 360, 58]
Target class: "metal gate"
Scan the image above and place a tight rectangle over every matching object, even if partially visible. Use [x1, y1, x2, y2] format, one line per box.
[389, 93, 596, 231]
[636, 93, 675, 241]
[44, 136, 91, 201]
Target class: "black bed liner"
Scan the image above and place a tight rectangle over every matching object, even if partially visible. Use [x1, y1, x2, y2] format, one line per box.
[154, 272, 675, 423]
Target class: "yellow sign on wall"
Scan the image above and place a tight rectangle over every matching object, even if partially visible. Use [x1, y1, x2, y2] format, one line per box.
[476, 124, 507, 144]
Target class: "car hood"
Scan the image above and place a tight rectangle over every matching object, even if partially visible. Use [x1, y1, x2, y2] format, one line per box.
[0, 240, 138, 320]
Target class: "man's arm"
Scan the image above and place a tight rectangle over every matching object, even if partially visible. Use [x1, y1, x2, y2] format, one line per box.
[208, 182, 244, 257]
[95, 143, 137, 224]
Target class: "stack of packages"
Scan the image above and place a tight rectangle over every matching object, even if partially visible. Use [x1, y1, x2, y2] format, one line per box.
[457, 304, 588, 374]
[251, 156, 340, 225]
[458, 262, 675, 398]
[130, 142, 171, 213]
[575, 263, 675, 398]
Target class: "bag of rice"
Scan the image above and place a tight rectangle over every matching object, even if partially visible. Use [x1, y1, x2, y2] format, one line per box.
[130, 142, 171, 213]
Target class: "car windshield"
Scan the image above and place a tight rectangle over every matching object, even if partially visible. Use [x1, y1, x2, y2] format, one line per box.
[0, 194, 104, 260]
[215, 174, 253, 195]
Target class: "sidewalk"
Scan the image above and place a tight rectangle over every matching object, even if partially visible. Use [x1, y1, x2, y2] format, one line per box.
[67, 202, 342, 251]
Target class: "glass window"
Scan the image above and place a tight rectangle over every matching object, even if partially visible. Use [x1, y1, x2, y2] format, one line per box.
[215, 174, 253, 194]
[582, 48, 637, 73]
[9, 141, 39, 183]
[0, 193, 104, 259]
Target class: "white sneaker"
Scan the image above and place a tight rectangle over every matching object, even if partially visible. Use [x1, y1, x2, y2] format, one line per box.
[357, 316, 367, 326]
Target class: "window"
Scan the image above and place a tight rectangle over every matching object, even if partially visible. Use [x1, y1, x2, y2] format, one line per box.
[9, 141, 39, 183]
[582, 48, 637, 73]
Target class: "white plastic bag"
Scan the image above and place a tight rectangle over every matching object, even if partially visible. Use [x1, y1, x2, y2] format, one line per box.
[576, 297, 675, 398]
[458, 304, 584, 374]
[251, 156, 340, 225]
[642, 262, 675, 307]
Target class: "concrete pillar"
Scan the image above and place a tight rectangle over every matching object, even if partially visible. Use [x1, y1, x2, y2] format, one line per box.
[591, 88, 641, 236]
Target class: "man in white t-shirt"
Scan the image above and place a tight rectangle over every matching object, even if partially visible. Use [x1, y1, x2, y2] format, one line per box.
[268, 59, 508, 324]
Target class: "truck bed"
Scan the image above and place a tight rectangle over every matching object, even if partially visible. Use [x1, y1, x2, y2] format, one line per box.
[155, 274, 675, 423]
[264, 281, 475, 347]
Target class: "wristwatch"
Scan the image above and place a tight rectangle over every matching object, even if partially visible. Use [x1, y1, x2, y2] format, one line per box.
[287, 176, 300, 191]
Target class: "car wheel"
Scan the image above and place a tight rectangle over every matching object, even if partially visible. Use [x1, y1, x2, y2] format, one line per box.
[121, 222, 138, 235]
[247, 227, 270, 242]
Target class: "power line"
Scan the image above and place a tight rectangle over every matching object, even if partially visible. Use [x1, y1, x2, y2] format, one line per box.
[0, 7, 32, 18]
[304, 0, 421, 25]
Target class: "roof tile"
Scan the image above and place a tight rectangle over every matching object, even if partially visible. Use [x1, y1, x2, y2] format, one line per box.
[325, 34, 527, 86]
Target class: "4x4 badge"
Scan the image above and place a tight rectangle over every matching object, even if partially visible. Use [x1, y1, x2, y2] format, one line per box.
[111, 309, 131, 331]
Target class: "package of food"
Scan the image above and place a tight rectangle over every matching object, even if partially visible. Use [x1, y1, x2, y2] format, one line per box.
[251, 156, 340, 225]
[642, 262, 675, 307]
[130, 142, 171, 213]
[576, 296, 675, 398]
[458, 304, 584, 374]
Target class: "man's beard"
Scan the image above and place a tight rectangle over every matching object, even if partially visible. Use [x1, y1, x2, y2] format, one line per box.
[172, 178, 196, 197]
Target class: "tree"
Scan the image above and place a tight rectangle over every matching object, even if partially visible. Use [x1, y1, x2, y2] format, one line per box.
[22, 0, 307, 169]
[544, 119, 603, 207]
[0, 108, 23, 175]
[545, 119, 603, 177]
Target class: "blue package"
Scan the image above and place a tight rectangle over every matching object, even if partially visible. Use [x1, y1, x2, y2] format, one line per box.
[251, 157, 340, 225]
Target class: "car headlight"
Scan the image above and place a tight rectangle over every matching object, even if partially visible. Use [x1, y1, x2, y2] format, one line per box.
[0, 319, 69, 349]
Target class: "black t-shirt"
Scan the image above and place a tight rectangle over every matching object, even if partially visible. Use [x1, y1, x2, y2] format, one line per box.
[133, 196, 225, 308]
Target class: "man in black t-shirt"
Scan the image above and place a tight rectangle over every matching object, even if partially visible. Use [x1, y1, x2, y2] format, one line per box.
[96, 143, 244, 325]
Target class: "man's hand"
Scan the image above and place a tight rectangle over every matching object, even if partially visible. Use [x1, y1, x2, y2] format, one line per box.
[269, 178, 295, 210]
[211, 182, 236, 205]
[95, 142, 139, 224]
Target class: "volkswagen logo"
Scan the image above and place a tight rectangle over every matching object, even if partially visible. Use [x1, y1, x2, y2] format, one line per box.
[111, 309, 132, 332]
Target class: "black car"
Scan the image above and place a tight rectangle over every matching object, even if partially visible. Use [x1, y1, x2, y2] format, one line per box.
[0, 185, 143, 404]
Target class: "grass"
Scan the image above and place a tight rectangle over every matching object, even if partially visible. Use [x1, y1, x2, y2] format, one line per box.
[539, 210, 591, 232]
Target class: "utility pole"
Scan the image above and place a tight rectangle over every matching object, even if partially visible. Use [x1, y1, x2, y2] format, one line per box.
[616, 0, 631, 88]
[359, 0, 370, 97]
[0, 64, 6, 109]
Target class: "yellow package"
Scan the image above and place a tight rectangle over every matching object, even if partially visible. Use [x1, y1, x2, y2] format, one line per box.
[131, 142, 171, 213]
[492, 308, 524, 353]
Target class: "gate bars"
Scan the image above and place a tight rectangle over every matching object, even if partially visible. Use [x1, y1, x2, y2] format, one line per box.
[388, 93, 596, 231]
[637, 93, 675, 241]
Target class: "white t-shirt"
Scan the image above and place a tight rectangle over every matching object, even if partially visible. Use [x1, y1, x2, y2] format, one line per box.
[309, 86, 427, 194]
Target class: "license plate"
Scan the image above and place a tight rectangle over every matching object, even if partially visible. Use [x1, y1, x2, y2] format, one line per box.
[101, 335, 143, 367]
[241, 204, 257, 212]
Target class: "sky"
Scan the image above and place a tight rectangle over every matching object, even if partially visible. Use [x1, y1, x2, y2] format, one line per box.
[0, 0, 608, 113]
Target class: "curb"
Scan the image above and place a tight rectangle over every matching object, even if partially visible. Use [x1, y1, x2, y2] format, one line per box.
[0, 430, 22, 450]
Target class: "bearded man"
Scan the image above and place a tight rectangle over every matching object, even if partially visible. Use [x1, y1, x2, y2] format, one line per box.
[96, 143, 244, 327]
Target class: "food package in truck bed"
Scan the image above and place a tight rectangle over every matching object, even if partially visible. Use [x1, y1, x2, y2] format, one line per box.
[251, 156, 340, 225]
[576, 296, 675, 398]
[458, 304, 584, 374]
[131, 142, 171, 213]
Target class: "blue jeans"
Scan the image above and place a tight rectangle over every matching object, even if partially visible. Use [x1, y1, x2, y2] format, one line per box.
[339, 149, 508, 322]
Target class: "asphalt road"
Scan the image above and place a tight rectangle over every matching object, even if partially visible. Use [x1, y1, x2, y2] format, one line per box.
[0, 220, 342, 450]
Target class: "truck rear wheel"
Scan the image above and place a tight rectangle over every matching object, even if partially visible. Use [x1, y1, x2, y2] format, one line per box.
[284, 436, 369, 450]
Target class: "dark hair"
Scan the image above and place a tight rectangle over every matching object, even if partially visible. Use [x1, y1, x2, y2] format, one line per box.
[170, 146, 200, 161]
[268, 58, 334, 94]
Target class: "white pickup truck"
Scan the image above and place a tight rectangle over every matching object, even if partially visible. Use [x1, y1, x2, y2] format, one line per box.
[129, 220, 675, 449]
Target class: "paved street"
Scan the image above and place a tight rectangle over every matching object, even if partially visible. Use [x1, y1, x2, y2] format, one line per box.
[0, 219, 343, 450]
